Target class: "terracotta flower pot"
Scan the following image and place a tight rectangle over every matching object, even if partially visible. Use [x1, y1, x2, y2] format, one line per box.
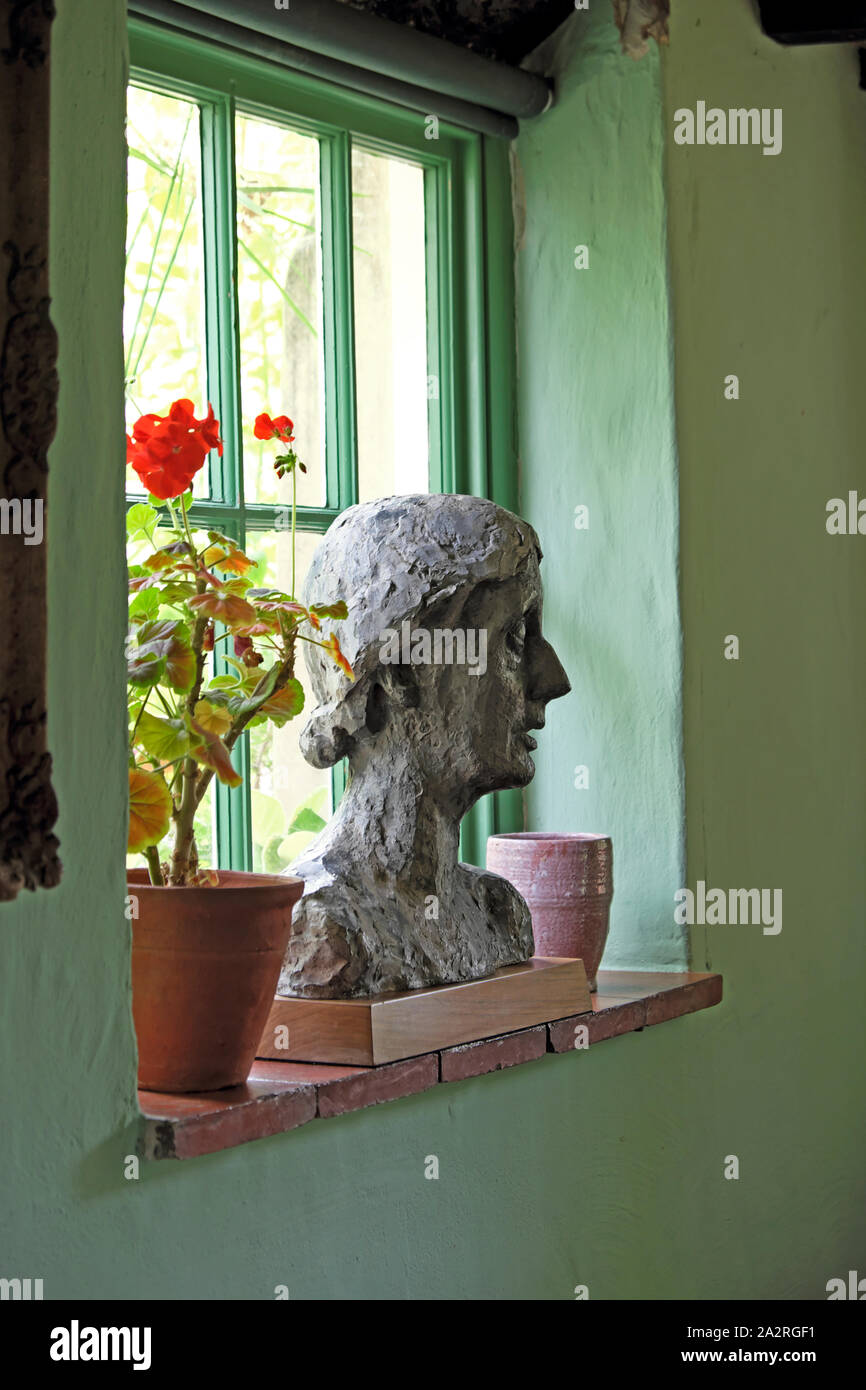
[486, 833, 613, 990]
[128, 870, 302, 1093]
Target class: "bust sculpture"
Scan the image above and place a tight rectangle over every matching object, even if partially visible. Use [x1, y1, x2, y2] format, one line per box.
[279, 494, 570, 999]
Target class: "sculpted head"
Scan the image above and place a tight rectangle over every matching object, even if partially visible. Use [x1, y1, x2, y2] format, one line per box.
[299, 494, 570, 814]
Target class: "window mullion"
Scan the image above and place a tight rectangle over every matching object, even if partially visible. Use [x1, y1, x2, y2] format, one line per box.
[200, 92, 241, 511]
[460, 135, 488, 501]
[243, 504, 340, 536]
[201, 90, 251, 871]
[321, 131, 358, 512]
[426, 162, 455, 494]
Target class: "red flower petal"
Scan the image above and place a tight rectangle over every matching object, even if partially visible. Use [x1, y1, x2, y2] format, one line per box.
[168, 398, 196, 426]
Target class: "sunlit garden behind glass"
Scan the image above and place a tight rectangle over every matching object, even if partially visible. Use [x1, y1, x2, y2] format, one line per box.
[124, 82, 429, 874]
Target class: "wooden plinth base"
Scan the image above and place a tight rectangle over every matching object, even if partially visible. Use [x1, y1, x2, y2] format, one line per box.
[257, 957, 591, 1067]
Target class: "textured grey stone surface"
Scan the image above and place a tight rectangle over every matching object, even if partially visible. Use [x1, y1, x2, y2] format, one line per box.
[279, 494, 570, 999]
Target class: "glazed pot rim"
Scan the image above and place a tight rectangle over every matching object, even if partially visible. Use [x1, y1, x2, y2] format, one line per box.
[127, 869, 303, 893]
[488, 832, 611, 843]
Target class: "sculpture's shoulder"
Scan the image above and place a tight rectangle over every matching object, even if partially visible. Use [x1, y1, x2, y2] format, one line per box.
[459, 863, 534, 948]
[278, 869, 373, 998]
[279, 856, 535, 999]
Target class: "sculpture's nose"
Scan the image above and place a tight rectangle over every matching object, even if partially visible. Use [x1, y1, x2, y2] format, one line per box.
[528, 638, 571, 704]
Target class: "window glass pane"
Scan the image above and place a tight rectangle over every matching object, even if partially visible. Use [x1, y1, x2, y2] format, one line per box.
[247, 529, 333, 873]
[236, 114, 326, 506]
[125, 85, 209, 498]
[352, 146, 429, 501]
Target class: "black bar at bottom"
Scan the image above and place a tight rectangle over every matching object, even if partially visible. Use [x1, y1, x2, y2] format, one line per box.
[2, 1297, 863, 1372]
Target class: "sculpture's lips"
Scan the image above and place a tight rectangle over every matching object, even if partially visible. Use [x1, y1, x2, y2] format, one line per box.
[524, 711, 545, 750]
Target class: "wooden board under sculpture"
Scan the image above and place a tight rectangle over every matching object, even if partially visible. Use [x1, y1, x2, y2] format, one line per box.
[260, 958, 590, 1067]
[257, 495, 591, 1066]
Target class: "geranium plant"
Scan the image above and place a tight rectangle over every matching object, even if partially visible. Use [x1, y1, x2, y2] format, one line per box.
[126, 400, 353, 887]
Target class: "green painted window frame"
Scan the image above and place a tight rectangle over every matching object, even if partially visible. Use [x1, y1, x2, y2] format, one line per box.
[127, 17, 521, 870]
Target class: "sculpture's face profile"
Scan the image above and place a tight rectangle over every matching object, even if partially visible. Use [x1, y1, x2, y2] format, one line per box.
[298, 495, 570, 802]
[415, 550, 570, 804]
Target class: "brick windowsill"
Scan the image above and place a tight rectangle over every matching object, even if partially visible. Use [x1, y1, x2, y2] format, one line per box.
[138, 970, 722, 1160]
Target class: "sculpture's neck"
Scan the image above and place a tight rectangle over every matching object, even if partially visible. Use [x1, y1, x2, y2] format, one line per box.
[334, 751, 464, 896]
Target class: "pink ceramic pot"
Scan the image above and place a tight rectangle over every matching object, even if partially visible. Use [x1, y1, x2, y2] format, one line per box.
[486, 832, 613, 990]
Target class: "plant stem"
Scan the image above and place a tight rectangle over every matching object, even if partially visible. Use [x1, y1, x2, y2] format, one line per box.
[155, 687, 175, 717]
[144, 845, 165, 886]
[130, 689, 151, 743]
[192, 644, 295, 812]
[291, 463, 297, 599]
[179, 489, 197, 557]
[169, 535, 210, 886]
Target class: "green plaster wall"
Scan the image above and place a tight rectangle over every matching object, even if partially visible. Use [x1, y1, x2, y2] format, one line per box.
[0, 0, 862, 1302]
[664, 0, 866, 1281]
[515, 5, 686, 971]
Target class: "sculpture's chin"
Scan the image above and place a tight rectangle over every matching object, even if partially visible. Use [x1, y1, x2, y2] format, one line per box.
[512, 754, 536, 787]
[474, 752, 536, 792]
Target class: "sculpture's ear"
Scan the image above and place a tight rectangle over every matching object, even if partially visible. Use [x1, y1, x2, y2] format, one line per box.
[299, 665, 421, 768]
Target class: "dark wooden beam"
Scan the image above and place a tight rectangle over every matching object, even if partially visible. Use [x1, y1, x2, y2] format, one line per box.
[0, 0, 63, 902]
[758, 1, 866, 45]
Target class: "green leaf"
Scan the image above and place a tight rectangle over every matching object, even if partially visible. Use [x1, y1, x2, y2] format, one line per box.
[188, 718, 242, 788]
[310, 600, 348, 622]
[134, 711, 190, 763]
[238, 237, 318, 335]
[287, 786, 328, 835]
[276, 830, 317, 865]
[128, 145, 173, 175]
[262, 834, 292, 874]
[287, 806, 326, 835]
[135, 619, 195, 692]
[128, 650, 166, 688]
[128, 588, 160, 621]
[251, 677, 305, 728]
[250, 789, 286, 846]
[226, 663, 281, 720]
[126, 503, 159, 540]
[157, 580, 197, 605]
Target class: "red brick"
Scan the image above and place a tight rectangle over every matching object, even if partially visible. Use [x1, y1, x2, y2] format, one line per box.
[645, 973, 723, 1026]
[316, 1053, 439, 1119]
[586, 998, 647, 1043]
[140, 1081, 317, 1160]
[441, 1026, 547, 1082]
[548, 997, 647, 1052]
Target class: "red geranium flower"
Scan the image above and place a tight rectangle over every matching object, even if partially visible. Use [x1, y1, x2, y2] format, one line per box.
[127, 399, 223, 500]
[254, 412, 294, 444]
